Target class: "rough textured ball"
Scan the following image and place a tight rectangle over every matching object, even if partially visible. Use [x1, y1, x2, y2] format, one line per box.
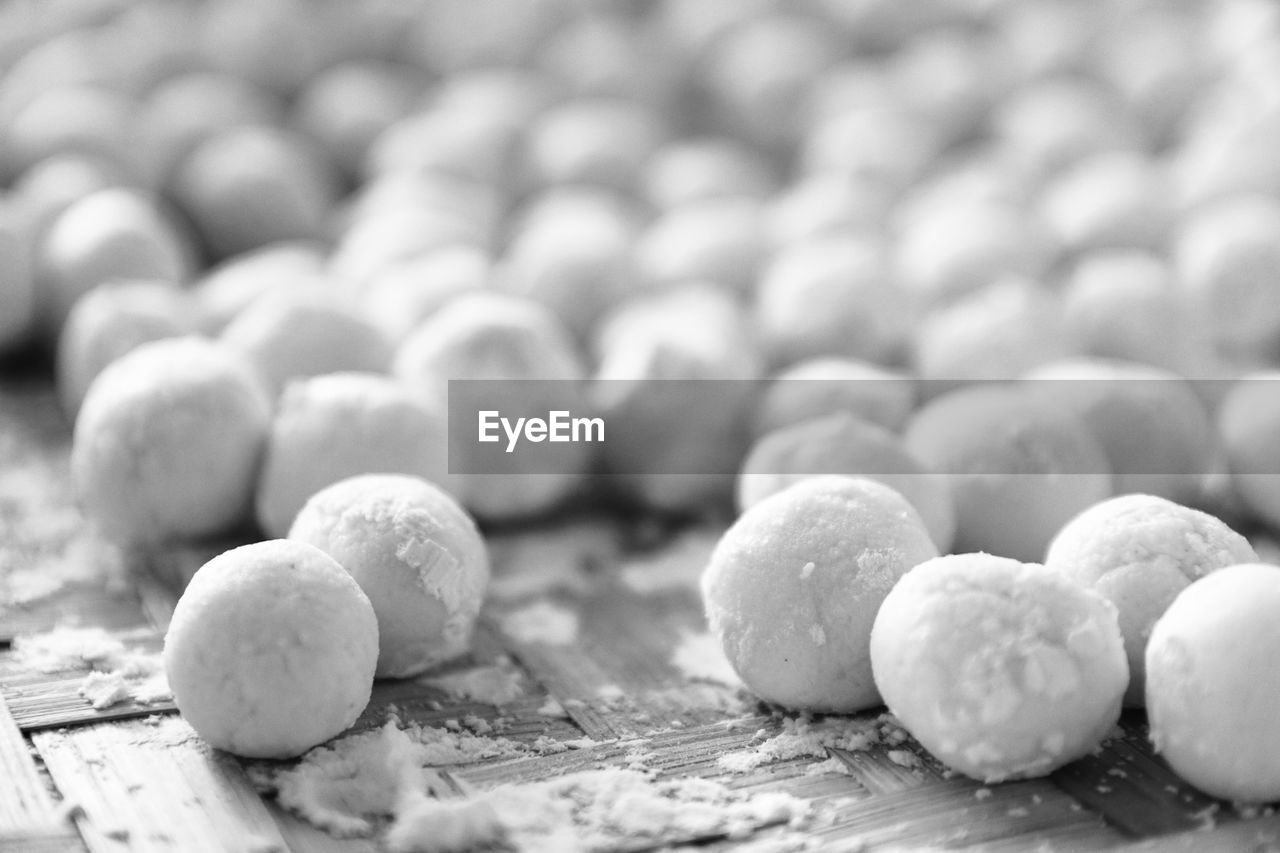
[71, 337, 271, 544]
[1045, 494, 1256, 706]
[701, 476, 939, 713]
[289, 474, 489, 679]
[871, 552, 1128, 783]
[163, 539, 378, 758]
[1147, 564, 1280, 803]
[738, 413, 955, 553]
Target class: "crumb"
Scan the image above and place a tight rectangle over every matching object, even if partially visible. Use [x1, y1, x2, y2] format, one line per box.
[718, 717, 879, 774]
[499, 601, 580, 646]
[421, 662, 524, 707]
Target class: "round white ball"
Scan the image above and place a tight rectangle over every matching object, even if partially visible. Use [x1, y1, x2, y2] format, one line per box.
[289, 474, 489, 679]
[164, 539, 378, 758]
[871, 552, 1128, 783]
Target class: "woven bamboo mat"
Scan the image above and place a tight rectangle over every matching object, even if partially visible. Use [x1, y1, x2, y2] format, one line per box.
[2, 374, 1279, 853]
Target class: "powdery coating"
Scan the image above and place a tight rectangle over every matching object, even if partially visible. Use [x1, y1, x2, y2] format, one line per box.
[1046, 494, 1256, 707]
[1146, 564, 1280, 803]
[71, 337, 271, 545]
[870, 552, 1128, 783]
[288, 474, 489, 679]
[905, 384, 1113, 562]
[702, 475, 939, 712]
[220, 289, 394, 400]
[56, 279, 195, 419]
[255, 373, 450, 539]
[737, 412, 955, 552]
[163, 539, 378, 758]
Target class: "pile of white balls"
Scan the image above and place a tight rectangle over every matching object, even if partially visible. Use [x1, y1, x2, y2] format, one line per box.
[5, 0, 1280, 801]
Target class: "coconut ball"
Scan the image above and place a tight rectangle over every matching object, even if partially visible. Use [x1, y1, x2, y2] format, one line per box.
[364, 246, 488, 344]
[1146, 563, 1280, 802]
[56, 278, 196, 420]
[37, 187, 192, 334]
[1024, 359, 1215, 504]
[913, 278, 1070, 387]
[72, 336, 271, 545]
[255, 373, 451, 539]
[641, 136, 776, 212]
[753, 235, 911, 369]
[1174, 193, 1280, 360]
[394, 292, 591, 520]
[172, 124, 339, 259]
[516, 96, 667, 195]
[289, 474, 489, 679]
[905, 385, 1113, 562]
[752, 357, 916, 436]
[1217, 371, 1280, 528]
[1045, 494, 1256, 707]
[190, 240, 327, 335]
[870, 552, 1128, 783]
[164, 539, 378, 758]
[632, 196, 769, 297]
[591, 283, 762, 514]
[738, 413, 955, 553]
[702, 476, 939, 712]
[220, 289, 394, 400]
[1036, 151, 1172, 256]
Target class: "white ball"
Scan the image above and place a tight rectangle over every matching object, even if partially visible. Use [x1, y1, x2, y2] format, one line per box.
[703, 476, 939, 712]
[871, 552, 1128, 783]
[1046, 493, 1256, 706]
[1147, 563, 1280, 802]
[289, 474, 489, 679]
[164, 539, 378, 758]
[72, 337, 271, 544]
[255, 373, 451, 539]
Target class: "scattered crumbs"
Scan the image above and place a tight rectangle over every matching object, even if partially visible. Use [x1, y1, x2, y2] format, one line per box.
[530, 736, 570, 755]
[804, 756, 853, 777]
[1007, 807, 1030, 818]
[975, 789, 993, 801]
[1191, 803, 1220, 831]
[718, 716, 879, 774]
[536, 697, 567, 718]
[421, 660, 525, 706]
[386, 767, 810, 853]
[444, 719, 461, 732]
[1234, 803, 1277, 820]
[670, 631, 744, 689]
[595, 684, 626, 705]
[616, 527, 720, 595]
[499, 600, 580, 646]
[461, 715, 491, 736]
[122, 716, 200, 749]
[13, 626, 172, 710]
[886, 749, 921, 769]
[562, 737, 598, 751]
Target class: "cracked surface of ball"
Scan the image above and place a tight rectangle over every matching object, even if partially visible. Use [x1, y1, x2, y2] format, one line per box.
[289, 474, 489, 679]
[163, 539, 378, 759]
[871, 552, 1128, 783]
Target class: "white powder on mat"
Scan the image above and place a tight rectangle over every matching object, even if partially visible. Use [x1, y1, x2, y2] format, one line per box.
[498, 600, 580, 646]
[617, 528, 722, 595]
[11, 626, 172, 710]
[420, 659, 525, 706]
[671, 631, 743, 689]
[386, 767, 810, 853]
[717, 716, 883, 774]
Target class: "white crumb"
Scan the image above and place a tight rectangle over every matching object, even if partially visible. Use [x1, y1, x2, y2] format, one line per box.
[14, 626, 171, 710]
[421, 660, 525, 706]
[499, 601, 580, 646]
[718, 717, 881, 774]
